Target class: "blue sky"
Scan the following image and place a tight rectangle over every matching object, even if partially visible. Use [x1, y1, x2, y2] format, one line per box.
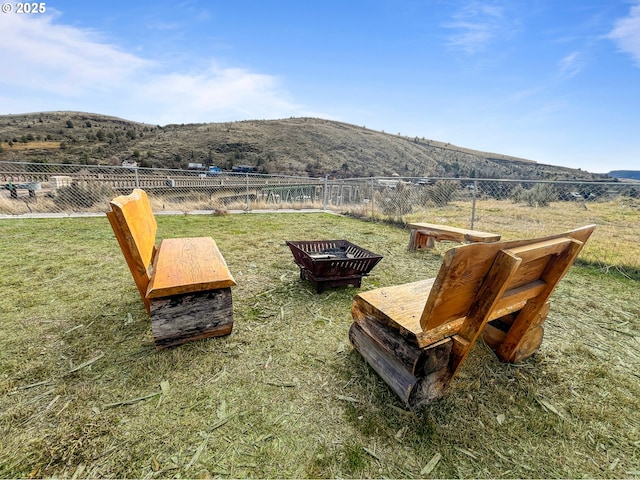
[1, 1, 639, 173]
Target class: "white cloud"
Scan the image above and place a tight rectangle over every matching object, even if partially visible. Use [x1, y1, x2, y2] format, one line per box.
[139, 65, 303, 124]
[446, 21, 494, 54]
[0, 13, 151, 95]
[444, 1, 508, 54]
[0, 11, 307, 124]
[608, 2, 640, 66]
[558, 51, 585, 78]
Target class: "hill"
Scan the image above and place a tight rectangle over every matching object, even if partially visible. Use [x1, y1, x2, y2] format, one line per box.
[0, 111, 609, 180]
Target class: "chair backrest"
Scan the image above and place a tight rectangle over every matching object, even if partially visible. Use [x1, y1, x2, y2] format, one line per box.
[421, 225, 596, 331]
[107, 189, 157, 312]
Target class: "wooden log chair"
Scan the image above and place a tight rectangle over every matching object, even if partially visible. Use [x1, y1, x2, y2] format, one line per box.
[107, 189, 236, 349]
[350, 225, 596, 408]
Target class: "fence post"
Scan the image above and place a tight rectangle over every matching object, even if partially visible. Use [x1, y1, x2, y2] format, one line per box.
[134, 166, 140, 188]
[370, 178, 375, 219]
[470, 179, 478, 229]
[245, 173, 250, 210]
[323, 175, 328, 210]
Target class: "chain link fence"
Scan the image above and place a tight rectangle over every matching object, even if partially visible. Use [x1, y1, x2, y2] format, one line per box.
[2, 161, 639, 276]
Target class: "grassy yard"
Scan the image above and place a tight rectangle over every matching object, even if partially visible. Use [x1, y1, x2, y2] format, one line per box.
[0, 213, 638, 478]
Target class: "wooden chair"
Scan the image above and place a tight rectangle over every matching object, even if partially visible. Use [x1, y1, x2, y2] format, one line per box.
[107, 189, 236, 349]
[350, 225, 595, 408]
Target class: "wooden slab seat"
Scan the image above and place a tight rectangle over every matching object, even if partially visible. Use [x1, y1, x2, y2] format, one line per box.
[407, 222, 501, 250]
[350, 225, 596, 408]
[107, 189, 236, 349]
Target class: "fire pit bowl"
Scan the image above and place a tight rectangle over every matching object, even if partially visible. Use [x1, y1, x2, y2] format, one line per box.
[285, 240, 383, 293]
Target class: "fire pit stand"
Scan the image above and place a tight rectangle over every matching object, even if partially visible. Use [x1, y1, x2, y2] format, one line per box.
[286, 240, 383, 293]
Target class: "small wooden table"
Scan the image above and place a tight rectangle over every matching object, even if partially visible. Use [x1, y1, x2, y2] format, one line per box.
[407, 222, 501, 250]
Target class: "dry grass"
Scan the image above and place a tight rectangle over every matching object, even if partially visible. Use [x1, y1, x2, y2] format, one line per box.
[3, 141, 61, 151]
[0, 192, 322, 216]
[0, 195, 60, 215]
[0, 213, 639, 478]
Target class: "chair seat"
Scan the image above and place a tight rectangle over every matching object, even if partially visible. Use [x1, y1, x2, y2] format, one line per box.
[352, 278, 434, 339]
[353, 278, 468, 348]
[148, 237, 236, 298]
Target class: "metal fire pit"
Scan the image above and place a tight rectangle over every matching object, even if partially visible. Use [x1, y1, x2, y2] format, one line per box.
[286, 240, 383, 293]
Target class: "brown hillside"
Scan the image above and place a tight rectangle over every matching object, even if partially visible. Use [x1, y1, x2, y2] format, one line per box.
[0, 111, 607, 180]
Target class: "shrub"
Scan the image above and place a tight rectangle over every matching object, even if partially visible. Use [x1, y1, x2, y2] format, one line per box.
[379, 182, 413, 218]
[53, 182, 115, 209]
[425, 180, 459, 206]
[511, 183, 557, 207]
[510, 184, 526, 203]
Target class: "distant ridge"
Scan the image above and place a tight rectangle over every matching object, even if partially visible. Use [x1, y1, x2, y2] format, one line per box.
[609, 170, 640, 181]
[0, 111, 611, 181]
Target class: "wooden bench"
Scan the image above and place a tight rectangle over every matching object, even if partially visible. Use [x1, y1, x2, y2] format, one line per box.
[407, 222, 501, 250]
[350, 224, 596, 408]
[107, 189, 236, 349]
